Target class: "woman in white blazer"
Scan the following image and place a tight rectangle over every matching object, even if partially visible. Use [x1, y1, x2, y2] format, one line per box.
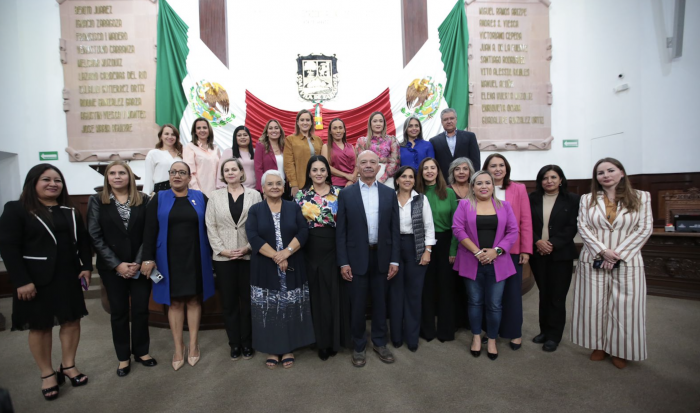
[206, 158, 262, 361]
[571, 158, 652, 369]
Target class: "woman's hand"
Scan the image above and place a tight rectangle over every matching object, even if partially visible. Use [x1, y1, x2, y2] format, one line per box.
[519, 253, 530, 265]
[478, 248, 498, 265]
[229, 248, 249, 260]
[116, 262, 132, 277]
[601, 249, 621, 263]
[536, 240, 553, 255]
[420, 251, 431, 266]
[273, 249, 292, 264]
[141, 260, 155, 277]
[449, 255, 456, 264]
[17, 283, 37, 301]
[79, 270, 92, 288]
[291, 186, 299, 197]
[278, 259, 288, 273]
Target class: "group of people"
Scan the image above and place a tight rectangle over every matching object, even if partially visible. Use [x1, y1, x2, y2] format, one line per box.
[0, 107, 653, 402]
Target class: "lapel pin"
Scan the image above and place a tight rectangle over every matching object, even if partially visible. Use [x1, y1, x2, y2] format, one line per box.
[192, 200, 197, 205]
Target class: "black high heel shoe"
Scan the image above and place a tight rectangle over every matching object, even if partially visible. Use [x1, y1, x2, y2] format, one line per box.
[59, 364, 88, 387]
[116, 360, 131, 377]
[487, 352, 498, 360]
[134, 356, 158, 367]
[41, 372, 61, 401]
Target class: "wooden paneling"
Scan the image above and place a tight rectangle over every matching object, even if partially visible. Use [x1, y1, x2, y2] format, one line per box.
[199, 0, 228, 68]
[401, 0, 428, 67]
[642, 230, 700, 300]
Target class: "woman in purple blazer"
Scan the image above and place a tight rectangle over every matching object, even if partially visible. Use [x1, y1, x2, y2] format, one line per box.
[452, 171, 518, 360]
[253, 119, 286, 193]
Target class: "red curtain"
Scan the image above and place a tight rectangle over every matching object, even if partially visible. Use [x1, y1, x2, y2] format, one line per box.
[244, 88, 395, 146]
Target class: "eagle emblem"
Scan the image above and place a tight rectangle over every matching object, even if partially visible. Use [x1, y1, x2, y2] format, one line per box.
[189, 80, 235, 127]
[400, 76, 444, 121]
[296, 54, 339, 102]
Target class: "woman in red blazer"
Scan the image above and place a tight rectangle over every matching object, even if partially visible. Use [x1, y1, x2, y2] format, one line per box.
[253, 119, 286, 192]
[483, 154, 533, 350]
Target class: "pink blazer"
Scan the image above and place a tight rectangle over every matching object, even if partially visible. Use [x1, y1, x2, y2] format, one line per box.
[452, 199, 519, 282]
[504, 182, 533, 255]
[253, 142, 279, 192]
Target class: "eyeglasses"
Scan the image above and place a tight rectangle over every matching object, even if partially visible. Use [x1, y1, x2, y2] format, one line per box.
[169, 170, 189, 177]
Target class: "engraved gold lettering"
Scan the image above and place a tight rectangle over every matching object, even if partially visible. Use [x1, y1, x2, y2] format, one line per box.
[496, 8, 510, 15]
[505, 32, 522, 40]
[78, 72, 99, 81]
[97, 125, 111, 133]
[74, 6, 92, 14]
[82, 125, 95, 133]
[479, 7, 494, 15]
[112, 124, 133, 132]
[96, 19, 122, 27]
[138, 71, 147, 79]
[108, 32, 129, 41]
[101, 59, 122, 67]
[77, 45, 108, 54]
[480, 32, 504, 40]
[76, 33, 104, 41]
[511, 8, 527, 16]
[128, 111, 147, 119]
[109, 45, 135, 53]
[94, 6, 112, 14]
[130, 84, 145, 92]
[75, 20, 95, 28]
[78, 59, 101, 67]
[126, 98, 142, 106]
[80, 99, 97, 107]
[532, 116, 544, 124]
[503, 20, 519, 28]
[100, 71, 125, 80]
[481, 80, 498, 87]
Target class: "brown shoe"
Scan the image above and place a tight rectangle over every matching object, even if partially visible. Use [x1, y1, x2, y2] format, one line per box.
[590, 350, 607, 361]
[373, 345, 395, 364]
[611, 356, 627, 369]
[351, 350, 366, 367]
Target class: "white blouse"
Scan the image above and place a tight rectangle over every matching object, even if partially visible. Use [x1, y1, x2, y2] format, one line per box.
[142, 149, 181, 194]
[275, 154, 286, 180]
[397, 190, 437, 246]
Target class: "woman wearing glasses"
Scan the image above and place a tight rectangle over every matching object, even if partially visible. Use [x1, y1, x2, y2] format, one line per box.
[141, 161, 215, 371]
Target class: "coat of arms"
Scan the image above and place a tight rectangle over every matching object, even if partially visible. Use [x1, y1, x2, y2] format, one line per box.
[296, 54, 338, 101]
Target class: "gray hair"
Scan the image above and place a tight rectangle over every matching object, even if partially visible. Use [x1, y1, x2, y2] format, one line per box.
[466, 170, 502, 209]
[447, 157, 475, 185]
[261, 169, 285, 188]
[440, 108, 457, 120]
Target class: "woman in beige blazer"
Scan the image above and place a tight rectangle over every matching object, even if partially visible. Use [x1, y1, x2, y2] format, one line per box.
[206, 157, 262, 361]
[571, 158, 652, 369]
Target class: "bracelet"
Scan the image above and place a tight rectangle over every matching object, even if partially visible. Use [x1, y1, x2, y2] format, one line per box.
[474, 250, 483, 257]
[143, 260, 154, 265]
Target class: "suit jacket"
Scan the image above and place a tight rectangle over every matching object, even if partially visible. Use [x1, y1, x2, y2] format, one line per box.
[529, 191, 580, 261]
[429, 130, 480, 179]
[503, 182, 534, 255]
[336, 181, 401, 275]
[577, 191, 652, 266]
[206, 187, 262, 261]
[246, 199, 308, 291]
[452, 199, 518, 282]
[253, 141, 280, 192]
[87, 193, 149, 272]
[283, 133, 323, 188]
[0, 201, 92, 288]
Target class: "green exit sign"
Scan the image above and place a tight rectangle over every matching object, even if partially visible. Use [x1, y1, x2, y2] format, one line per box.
[39, 151, 58, 161]
[562, 140, 579, 148]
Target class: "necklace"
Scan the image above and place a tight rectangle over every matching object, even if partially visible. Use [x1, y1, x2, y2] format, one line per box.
[452, 185, 468, 199]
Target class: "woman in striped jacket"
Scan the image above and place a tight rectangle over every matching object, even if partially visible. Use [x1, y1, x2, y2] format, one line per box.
[571, 158, 652, 369]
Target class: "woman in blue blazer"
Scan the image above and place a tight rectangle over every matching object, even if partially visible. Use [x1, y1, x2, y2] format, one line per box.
[141, 161, 214, 371]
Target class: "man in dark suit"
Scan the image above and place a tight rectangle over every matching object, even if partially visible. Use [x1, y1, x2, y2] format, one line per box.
[337, 150, 400, 367]
[429, 108, 480, 178]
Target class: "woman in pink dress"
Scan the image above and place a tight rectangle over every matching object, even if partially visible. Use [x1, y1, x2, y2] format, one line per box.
[183, 117, 221, 197]
[321, 118, 357, 187]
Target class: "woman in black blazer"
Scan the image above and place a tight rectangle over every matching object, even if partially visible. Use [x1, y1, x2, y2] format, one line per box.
[528, 165, 580, 352]
[245, 170, 314, 369]
[87, 161, 156, 377]
[0, 164, 92, 400]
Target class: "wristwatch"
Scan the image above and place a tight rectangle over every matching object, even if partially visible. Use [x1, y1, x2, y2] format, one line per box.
[425, 248, 432, 253]
[495, 247, 504, 256]
[287, 247, 294, 253]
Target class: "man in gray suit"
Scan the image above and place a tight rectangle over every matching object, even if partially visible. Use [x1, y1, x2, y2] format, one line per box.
[429, 108, 480, 178]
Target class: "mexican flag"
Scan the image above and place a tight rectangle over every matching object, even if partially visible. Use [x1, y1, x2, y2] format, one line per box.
[155, 0, 469, 147]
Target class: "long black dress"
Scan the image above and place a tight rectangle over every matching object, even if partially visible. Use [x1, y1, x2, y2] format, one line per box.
[12, 208, 88, 331]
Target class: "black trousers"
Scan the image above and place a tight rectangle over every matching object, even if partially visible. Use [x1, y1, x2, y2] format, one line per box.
[420, 231, 459, 342]
[305, 228, 341, 351]
[530, 254, 574, 343]
[498, 254, 523, 339]
[99, 269, 152, 361]
[389, 235, 428, 348]
[214, 260, 252, 348]
[350, 248, 388, 352]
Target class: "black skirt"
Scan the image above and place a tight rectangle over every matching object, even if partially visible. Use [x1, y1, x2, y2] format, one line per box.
[12, 208, 88, 331]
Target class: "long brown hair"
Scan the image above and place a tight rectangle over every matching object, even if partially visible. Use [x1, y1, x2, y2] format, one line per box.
[415, 157, 448, 200]
[293, 109, 316, 138]
[366, 111, 387, 139]
[20, 164, 74, 223]
[259, 119, 286, 154]
[326, 118, 348, 169]
[155, 124, 183, 157]
[190, 117, 215, 149]
[100, 161, 143, 206]
[589, 157, 640, 212]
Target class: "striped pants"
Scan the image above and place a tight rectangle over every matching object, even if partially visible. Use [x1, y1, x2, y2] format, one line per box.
[571, 263, 647, 361]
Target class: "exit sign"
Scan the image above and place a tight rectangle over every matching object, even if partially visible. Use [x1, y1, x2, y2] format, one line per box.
[562, 140, 578, 148]
[39, 151, 58, 161]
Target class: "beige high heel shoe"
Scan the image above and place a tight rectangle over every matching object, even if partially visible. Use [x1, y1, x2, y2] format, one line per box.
[188, 345, 200, 367]
[172, 347, 186, 371]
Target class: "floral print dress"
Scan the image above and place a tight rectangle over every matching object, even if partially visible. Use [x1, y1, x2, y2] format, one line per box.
[294, 185, 339, 228]
[356, 135, 400, 183]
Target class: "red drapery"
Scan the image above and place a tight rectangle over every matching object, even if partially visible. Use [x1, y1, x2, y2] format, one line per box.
[244, 88, 396, 146]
